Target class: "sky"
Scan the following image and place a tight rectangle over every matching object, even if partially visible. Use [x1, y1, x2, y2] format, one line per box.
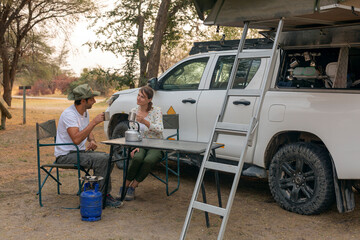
[62, 19, 125, 76]
[55, 1, 125, 77]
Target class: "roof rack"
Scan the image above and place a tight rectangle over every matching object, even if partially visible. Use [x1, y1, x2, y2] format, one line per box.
[189, 38, 273, 55]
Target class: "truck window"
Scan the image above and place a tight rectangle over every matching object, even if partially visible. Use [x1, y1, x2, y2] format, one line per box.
[160, 57, 209, 91]
[210, 56, 261, 89]
[277, 47, 360, 90]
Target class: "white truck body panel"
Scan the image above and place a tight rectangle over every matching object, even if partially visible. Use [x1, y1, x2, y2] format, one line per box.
[254, 90, 360, 179]
[106, 43, 360, 180]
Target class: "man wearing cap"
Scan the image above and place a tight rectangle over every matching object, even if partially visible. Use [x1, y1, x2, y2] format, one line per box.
[55, 84, 122, 208]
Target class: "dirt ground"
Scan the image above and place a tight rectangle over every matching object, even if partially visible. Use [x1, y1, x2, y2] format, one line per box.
[1, 97, 360, 240]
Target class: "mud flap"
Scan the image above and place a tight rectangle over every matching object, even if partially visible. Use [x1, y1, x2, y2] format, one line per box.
[332, 161, 355, 213]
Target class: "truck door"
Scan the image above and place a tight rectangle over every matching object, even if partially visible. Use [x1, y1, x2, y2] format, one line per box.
[153, 56, 212, 141]
[197, 51, 270, 161]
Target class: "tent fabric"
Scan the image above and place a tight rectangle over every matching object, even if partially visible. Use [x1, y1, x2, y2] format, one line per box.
[193, 0, 360, 30]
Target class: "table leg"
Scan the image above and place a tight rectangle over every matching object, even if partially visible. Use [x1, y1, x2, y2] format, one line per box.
[102, 145, 114, 209]
[212, 149, 222, 208]
[201, 182, 210, 228]
[195, 154, 210, 227]
[120, 147, 131, 201]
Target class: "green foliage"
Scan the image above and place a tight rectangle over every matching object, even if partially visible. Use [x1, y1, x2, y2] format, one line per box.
[0, 0, 97, 105]
[88, 0, 199, 87]
[16, 32, 60, 87]
[69, 67, 127, 96]
[205, 26, 261, 41]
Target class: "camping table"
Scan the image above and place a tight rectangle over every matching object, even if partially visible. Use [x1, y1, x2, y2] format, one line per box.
[101, 137, 224, 227]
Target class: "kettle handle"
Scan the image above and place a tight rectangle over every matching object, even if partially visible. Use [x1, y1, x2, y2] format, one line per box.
[128, 120, 140, 132]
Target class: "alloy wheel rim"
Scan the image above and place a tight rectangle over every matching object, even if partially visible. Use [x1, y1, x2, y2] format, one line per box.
[278, 157, 316, 204]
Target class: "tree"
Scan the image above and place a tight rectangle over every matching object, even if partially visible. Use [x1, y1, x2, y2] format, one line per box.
[16, 32, 58, 87]
[89, 0, 199, 87]
[70, 67, 126, 96]
[0, 0, 96, 108]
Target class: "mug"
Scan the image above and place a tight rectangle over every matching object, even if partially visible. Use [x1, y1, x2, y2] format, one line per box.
[128, 111, 137, 121]
[104, 112, 110, 121]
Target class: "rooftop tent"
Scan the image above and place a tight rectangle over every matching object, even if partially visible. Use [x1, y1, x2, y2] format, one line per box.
[193, 0, 360, 30]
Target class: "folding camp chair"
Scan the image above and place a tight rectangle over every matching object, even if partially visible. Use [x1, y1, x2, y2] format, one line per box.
[150, 114, 180, 196]
[36, 119, 89, 207]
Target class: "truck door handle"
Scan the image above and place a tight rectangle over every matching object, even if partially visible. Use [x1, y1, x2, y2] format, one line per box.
[233, 100, 251, 106]
[182, 98, 196, 104]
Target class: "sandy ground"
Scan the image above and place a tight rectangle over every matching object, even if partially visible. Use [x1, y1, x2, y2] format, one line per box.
[1, 98, 360, 240]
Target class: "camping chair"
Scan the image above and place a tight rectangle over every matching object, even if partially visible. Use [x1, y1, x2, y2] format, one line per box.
[150, 114, 180, 196]
[36, 119, 89, 207]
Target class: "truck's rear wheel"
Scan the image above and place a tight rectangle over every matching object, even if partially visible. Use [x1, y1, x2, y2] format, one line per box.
[269, 142, 335, 215]
[111, 121, 128, 169]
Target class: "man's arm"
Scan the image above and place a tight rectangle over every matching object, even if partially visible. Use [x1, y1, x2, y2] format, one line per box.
[86, 132, 97, 151]
[67, 113, 104, 145]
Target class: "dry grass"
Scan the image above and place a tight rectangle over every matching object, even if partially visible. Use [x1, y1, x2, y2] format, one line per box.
[0, 97, 109, 185]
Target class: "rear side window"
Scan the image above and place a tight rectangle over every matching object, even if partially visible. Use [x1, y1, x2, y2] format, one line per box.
[210, 56, 261, 89]
[160, 57, 209, 91]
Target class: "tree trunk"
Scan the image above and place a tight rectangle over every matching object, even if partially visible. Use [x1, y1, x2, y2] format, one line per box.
[1, 111, 5, 130]
[137, 13, 147, 87]
[146, 0, 171, 81]
[1, 41, 21, 107]
[1, 44, 12, 107]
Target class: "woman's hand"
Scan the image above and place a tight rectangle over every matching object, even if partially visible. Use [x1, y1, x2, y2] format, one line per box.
[136, 115, 150, 128]
[136, 115, 145, 124]
[131, 148, 140, 158]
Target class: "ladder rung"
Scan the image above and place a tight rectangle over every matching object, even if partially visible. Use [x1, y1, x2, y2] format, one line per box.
[216, 122, 249, 134]
[204, 161, 238, 174]
[193, 201, 226, 216]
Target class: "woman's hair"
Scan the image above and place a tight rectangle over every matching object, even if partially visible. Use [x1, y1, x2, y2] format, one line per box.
[139, 86, 154, 112]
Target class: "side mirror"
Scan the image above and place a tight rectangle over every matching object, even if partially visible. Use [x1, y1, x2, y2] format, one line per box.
[147, 77, 159, 90]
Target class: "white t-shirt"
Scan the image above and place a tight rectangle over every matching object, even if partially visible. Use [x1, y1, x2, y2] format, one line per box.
[54, 104, 89, 157]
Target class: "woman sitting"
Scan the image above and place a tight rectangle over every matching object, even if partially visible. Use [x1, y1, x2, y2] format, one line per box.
[123, 86, 163, 201]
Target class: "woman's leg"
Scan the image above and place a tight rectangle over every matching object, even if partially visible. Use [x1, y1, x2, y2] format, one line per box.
[134, 149, 163, 183]
[126, 148, 146, 183]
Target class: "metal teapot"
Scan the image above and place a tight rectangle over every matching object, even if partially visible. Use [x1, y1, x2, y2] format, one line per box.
[125, 121, 142, 142]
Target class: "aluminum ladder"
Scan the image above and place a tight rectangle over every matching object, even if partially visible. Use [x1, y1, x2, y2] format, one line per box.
[180, 19, 284, 240]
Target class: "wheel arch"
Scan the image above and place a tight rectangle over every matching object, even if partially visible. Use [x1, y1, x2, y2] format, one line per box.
[108, 113, 129, 138]
[264, 130, 330, 170]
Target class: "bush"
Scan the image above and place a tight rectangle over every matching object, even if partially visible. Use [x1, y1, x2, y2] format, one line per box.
[17, 79, 53, 96]
[53, 74, 77, 94]
[31, 80, 53, 95]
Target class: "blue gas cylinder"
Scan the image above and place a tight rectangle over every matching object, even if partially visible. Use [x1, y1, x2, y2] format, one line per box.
[80, 182, 102, 221]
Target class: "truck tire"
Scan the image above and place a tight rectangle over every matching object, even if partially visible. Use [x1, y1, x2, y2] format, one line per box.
[111, 121, 128, 169]
[268, 142, 335, 215]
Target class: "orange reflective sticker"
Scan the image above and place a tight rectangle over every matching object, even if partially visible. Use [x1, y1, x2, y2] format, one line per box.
[216, 143, 225, 148]
[167, 106, 176, 115]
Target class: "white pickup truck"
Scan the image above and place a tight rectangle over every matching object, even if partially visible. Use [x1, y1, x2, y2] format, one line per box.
[104, 24, 360, 215]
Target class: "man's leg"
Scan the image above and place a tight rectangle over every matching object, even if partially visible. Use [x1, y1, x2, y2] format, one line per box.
[57, 151, 113, 194]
